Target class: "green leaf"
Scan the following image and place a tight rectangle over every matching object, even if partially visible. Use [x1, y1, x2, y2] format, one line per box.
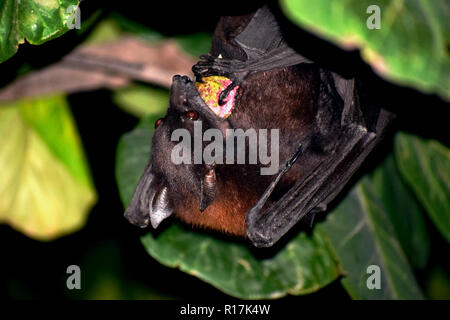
[112, 85, 169, 119]
[90, 12, 210, 57]
[116, 116, 342, 299]
[83, 17, 123, 46]
[175, 32, 212, 58]
[425, 266, 450, 300]
[0, 95, 96, 240]
[0, 0, 80, 63]
[280, 0, 450, 100]
[111, 12, 211, 57]
[110, 12, 164, 43]
[141, 225, 341, 299]
[372, 154, 430, 269]
[318, 178, 423, 299]
[394, 131, 450, 243]
[116, 115, 159, 206]
[84, 14, 163, 46]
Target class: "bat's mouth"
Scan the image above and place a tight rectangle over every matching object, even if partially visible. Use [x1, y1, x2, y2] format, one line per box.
[124, 164, 174, 229]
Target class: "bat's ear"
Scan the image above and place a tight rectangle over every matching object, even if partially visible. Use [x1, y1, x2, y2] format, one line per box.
[124, 162, 174, 229]
[124, 163, 154, 228]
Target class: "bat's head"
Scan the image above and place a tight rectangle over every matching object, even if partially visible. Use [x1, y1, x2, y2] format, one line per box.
[124, 74, 257, 235]
[124, 5, 330, 238]
[125, 74, 257, 235]
[125, 63, 320, 237]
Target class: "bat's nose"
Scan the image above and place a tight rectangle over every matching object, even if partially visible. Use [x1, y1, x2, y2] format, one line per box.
[172, 74, 191, 84]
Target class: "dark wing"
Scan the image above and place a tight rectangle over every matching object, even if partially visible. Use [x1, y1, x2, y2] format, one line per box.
[246, 71, 394, 247]
[193, 5, 310, 81]
[191, 4, 394, 247]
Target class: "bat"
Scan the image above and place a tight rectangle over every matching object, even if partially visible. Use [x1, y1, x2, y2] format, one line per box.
[124, 4, 393, 247]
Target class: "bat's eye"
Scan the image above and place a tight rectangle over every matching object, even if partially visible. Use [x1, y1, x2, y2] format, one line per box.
[155, 118, 163, 128]
[185, 110, 199, 121]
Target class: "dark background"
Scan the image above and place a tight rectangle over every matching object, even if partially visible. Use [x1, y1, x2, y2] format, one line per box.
[0, 0, 448, 300]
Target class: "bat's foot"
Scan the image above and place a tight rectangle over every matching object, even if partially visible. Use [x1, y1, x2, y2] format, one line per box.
[192, 54, 245, 78]
[218, 81, 239, 105]
[246, 225, 276, 248]
[192, 54, 251, 105]
[192, 54, 221, 77]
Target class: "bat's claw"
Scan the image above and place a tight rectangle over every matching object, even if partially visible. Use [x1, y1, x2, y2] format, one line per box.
[193, 54, 241, 79]
[218, 80, 239, 105]
[192, 64, 218, 79]
[287, 144, 303, 168]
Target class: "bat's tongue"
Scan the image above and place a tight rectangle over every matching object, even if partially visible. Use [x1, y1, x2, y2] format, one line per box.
[195, 76, 239, 119]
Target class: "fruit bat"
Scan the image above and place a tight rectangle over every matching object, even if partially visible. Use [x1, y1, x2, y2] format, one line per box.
[124, 4, 393, 247]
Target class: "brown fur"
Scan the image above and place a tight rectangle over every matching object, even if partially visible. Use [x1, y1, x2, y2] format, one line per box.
[173, 178, 259, 236]
[126, 7, 331, 237]
[168, 65, 321, 236]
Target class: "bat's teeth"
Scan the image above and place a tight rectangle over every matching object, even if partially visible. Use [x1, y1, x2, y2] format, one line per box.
[150, 186, 173, 229]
